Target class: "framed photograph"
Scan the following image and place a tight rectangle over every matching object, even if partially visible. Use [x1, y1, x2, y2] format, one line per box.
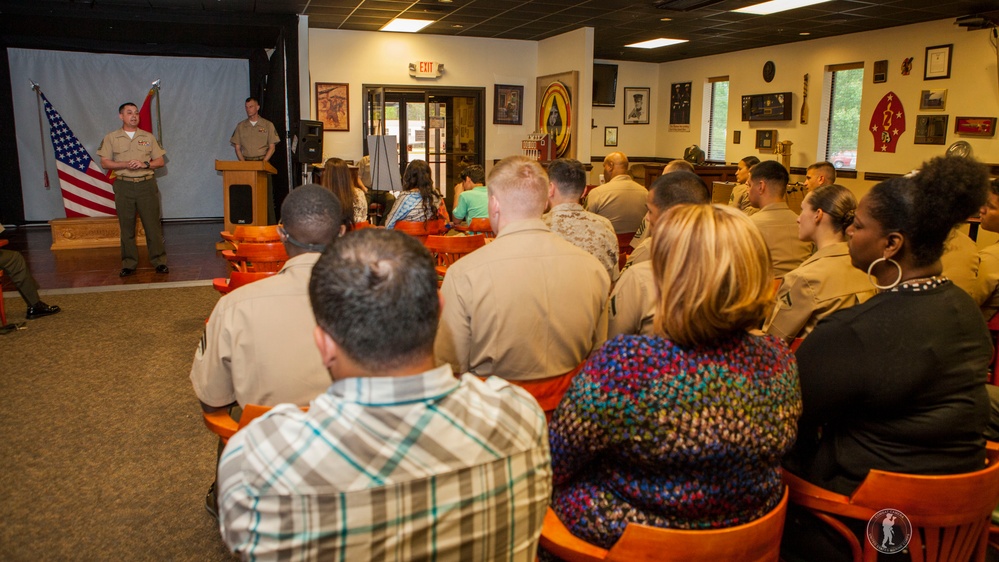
[604, 126, 618, 147]
[924, 44, 952, 80]
[755, 129, 776, 150]
[669, 82, 692, 125]
[537, 71, 579, 158]
[316, 82, 349, 131]
[733, 130, 741, 144]
[493, 84, 524, 125]
[955, 116, 997, 137]
[914, 115, 949, 145]
[873, 60, 888, 83]
[919, 89, 947, 111]
[623, 87, 650, 124]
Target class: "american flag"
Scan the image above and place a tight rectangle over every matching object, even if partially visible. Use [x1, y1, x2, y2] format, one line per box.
[41, 92, 116, 217]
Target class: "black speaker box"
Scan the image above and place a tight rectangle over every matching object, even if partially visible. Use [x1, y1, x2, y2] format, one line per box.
[298, 119, 323, 163]
[229, 184, 254, 225]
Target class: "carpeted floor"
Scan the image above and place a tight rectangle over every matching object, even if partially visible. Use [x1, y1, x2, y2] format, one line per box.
[0, 284, 238, 561]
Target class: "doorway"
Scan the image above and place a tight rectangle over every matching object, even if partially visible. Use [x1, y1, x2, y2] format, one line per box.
[363, 85, 485, 211]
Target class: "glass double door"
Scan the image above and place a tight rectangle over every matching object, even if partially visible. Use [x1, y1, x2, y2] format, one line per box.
[364, 86, 484, 211]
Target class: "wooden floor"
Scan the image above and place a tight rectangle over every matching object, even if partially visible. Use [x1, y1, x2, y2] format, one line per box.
[2, 220, 229, 291]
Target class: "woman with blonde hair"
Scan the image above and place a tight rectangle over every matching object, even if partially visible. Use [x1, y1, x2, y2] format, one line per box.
[764, 184, 875, 342]
[547, 204, 801, 550]
[320, 158, 367, 227]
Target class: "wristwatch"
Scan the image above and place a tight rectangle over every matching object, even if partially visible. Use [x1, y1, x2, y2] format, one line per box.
[143, 161, 150, 169]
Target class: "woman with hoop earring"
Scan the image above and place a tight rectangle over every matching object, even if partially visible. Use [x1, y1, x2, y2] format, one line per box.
[781, 156, 992, 562]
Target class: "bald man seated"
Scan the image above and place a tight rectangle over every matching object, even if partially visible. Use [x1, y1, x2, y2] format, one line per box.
[747, 160, 813, 278]
[585, 151, 648, 235]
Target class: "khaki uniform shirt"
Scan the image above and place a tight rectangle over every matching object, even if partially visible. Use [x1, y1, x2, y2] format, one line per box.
[728, 183, 759, 215]
[608, 261, 656, 338]
[190, 253, 330, 408]
[750, 202, 813, 278]
[543, 202, 620, 282]
[584, 174, 648, 234]
[763, 242, 876, 341]
[435, 219, 610, 381]
[624, 237, 651, 269]
[96, 128, 165, 179]
[230, 117, 280, 159]
[940, 228, 979, 297]
[975, 243, 999, 320]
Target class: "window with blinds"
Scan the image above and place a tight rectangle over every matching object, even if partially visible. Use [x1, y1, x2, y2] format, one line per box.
[825, 63, 863, 170]
[706, 77, 729, 163]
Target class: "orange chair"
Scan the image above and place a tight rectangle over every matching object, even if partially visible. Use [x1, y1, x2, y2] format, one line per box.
[783, 448, 999, 562]
[351, 221, 375, 231]
[393, 219, 446, 243]
[202, 404, 308, 445]
[211, 270, 278, 295]
[424, 234, 486, 285]
[452, 217, 493, 236]
[615, 232, 636, 270]
[222, 242, 289, 273]
[220, 225, 281, 245]
[539, 487, 788, 562]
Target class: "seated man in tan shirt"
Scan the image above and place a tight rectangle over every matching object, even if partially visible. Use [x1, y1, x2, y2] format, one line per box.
[585, 151, 648, 235]
[747, 160, 813, 278]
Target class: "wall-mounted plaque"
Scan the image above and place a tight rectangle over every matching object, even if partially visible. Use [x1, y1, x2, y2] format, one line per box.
[741, 92, 793, 121]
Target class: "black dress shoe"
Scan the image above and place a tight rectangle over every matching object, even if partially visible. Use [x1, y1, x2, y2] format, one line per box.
[119, 268, 136, 277]
[26, 302, 61, 320]
[155, 264, 170, 274]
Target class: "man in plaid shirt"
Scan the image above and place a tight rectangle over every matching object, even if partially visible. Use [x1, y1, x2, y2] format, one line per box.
[217, 229, 552, 561]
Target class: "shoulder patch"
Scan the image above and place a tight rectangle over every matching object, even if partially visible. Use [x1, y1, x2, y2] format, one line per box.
[778, 291, 793, 308]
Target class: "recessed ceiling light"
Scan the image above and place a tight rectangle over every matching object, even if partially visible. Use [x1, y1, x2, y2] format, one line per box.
[451, 24, 464, 28]
[380, 18, 434, 32]
[660, 17, 672, 22]
[625, 37, 688, 49]
[734, 0, 832, 15]
[799, 31, 810, 35]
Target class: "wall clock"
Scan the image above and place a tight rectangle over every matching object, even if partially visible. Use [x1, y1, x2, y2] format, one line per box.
[763, 61, 776, 83]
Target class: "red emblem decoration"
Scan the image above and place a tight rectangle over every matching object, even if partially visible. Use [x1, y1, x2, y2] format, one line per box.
[869, 91, 905, 153]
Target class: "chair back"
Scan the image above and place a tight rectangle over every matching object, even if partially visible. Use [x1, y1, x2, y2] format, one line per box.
[222, 242, 289, 272]
[540, 487, 788, 562]
[425, 235, 486, 265]
[454, 217, 493, 235]
[393, 219, 446, 243]
[351, 221, 375, 231]
[220, 225, 281, 245]
[212, 271, 278, 295]
[202, 404, 307, 444]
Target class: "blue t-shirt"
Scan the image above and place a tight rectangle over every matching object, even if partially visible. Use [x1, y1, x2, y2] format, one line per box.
[453, 185, 489, 221]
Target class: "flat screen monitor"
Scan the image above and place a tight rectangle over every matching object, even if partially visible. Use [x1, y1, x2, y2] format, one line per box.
[593, 63, 618, 107]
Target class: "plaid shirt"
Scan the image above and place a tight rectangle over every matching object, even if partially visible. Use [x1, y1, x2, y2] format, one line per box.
[218, 365, 552, 561]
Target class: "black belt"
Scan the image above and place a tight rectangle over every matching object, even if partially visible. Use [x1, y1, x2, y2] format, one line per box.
[115, 175, 154, 183]
[244, 157, 265, 162]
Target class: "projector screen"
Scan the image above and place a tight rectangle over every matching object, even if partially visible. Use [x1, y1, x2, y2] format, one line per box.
[9, 48, 250, 221]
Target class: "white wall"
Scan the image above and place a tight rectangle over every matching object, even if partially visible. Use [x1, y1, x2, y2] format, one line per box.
[591, 59, 660, 159]
[308, 29, 538, 167]
[539, 27, 595, 164]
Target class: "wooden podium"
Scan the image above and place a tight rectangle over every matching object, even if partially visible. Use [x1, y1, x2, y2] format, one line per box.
[215, 160, 276, 232]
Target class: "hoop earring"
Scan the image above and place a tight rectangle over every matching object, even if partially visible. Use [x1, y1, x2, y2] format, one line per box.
[867, 257, 902, 290]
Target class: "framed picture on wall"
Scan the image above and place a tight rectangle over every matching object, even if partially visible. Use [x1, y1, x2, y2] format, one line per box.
[919, 89, 947, 111]
[316, 82, 349, 131]
[604, 126, 618, 147]
[923, 44, 952, 80]
[954, 116, 996, 137]
[494, 84, 524, 125]
[755, 129, 776, 150]
[623, 87, 650, 124]
[537, 70, 579, 158]
[914, 115, 948, 144]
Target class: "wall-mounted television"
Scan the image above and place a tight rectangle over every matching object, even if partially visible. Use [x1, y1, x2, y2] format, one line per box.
[593, 63, 618, 107]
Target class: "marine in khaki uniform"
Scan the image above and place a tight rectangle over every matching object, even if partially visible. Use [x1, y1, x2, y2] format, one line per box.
[623, 170, 709, 270]
[608, 261, 656, 337]
[230, 97, 279, 162]
[585, 152, 648, 234]
[974, 179, 999, 319]
[764, 184, 873, 342]
[97, 102, 168, 277]
[747, 160, 812, 278]
[940, 227, 979, 297]
[727, 156, 760, 216]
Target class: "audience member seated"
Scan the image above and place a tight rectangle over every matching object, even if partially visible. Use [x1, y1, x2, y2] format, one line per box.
[661, 158, 694, 175]
[548, 204, 800, 551]
[764, 184, 875, 342]
[748, 160, 813, 278]
[609, 171, 709, 337]
[0, 245, 60, 320]
[940, 226, 979, 296]
[728, 155, 760, 215]
[321, 157, 367, 227]
[435, 156, 609, 398]
[451, 164, 489, 224]
[218, 228, 553, 560]
[803, 160, 836, 190]
[631, 159, 697, 248]
[384, 160, 446, 229]
[542, 158, 619, 283]
[585, 151, 647, 234]
[781, 156, 991, 562]
[975, 179, 999, 319]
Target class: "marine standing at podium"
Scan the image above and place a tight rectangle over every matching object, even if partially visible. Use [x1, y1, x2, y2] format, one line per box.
[97, 102, 168, 277]
[231, 97, 279, 222]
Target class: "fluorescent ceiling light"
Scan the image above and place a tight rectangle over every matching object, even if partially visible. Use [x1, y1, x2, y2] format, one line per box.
[734, 0, 832, 15]
[626, 38, 688, 49]
[380, 18, 434, 32]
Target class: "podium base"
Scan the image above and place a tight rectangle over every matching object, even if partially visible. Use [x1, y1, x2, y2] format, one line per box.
[49, 217, 146, 250]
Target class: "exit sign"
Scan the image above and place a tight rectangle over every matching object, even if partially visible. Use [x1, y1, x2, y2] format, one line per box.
[409, 61, 444, 79]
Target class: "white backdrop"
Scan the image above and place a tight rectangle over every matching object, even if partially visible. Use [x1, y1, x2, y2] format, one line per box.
[9, 48, 251, 221]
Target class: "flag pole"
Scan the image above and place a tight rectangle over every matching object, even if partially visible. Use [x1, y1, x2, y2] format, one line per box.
[29, 80, 50, 190]
[152, 79, 162, 146]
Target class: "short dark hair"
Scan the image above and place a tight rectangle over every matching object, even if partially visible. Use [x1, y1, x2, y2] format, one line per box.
[650, 171, 709, 211]
[280, 184, 343, 247]
[118, 103, 137, 114]
[807, 161, 837, 183]
[309, 229, 439, 371]
[462, 164, 485, 185]
[547, 158, 587, 197]
[750, 160, 789, 195]
[867, 156, 988, 267]
[740, 155, 761, 168]
[245, 97, 259, 105]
